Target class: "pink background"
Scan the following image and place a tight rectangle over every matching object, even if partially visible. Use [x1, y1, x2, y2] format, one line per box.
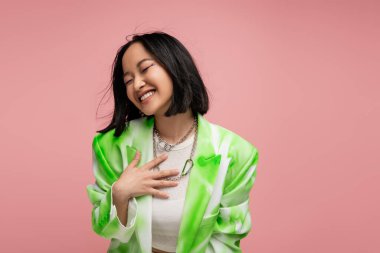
[0, 0, 379, 252]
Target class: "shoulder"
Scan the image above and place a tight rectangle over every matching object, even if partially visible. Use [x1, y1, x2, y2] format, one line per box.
[208, 122, 259, 196]
[209, 121, 258, 159]
[205, 120, 259, 184]
[92, 117, 146, 151]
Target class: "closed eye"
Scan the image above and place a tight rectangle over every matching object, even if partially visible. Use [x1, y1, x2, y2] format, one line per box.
[142, 64, 154, 72]
[125, 64, 154, 85]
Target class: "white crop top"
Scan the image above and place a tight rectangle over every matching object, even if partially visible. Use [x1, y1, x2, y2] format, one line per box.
[152, 131, 195, 252]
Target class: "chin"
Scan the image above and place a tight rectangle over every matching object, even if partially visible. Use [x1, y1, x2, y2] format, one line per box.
[140, 99, 170, 117]
[140, 107, 158, 116]
[143, 112, 154, 117]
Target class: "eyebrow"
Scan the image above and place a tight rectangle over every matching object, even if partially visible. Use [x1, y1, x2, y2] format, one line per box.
[123, 58, 153, 77]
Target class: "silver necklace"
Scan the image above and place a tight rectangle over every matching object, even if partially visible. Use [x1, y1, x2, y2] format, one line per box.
[154, 117, 196, 152]
[152, 116, 198, 181]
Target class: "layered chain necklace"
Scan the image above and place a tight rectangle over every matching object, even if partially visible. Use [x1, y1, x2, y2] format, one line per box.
[152, 115, 198, 181]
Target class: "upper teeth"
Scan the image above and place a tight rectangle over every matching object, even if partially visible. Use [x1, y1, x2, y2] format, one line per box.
[140, 91, 155, 101]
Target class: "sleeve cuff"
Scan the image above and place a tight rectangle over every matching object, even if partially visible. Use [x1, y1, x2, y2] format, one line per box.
[109, 181, 138, 230]
[98, 182, 138, 243]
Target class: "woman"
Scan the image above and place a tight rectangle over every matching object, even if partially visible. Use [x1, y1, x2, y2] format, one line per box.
[86, 32, 259, 253]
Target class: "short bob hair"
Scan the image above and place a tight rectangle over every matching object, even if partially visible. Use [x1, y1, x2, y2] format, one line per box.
[97, 31, 210, 137]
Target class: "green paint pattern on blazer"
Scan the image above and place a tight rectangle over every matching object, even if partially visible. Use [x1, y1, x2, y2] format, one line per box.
[86, 113, 259, 253]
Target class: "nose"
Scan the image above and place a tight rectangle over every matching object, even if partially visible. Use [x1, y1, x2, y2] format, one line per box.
[134, 77, 146, 90]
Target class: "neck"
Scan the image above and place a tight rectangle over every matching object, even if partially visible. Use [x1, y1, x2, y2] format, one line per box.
[154, 109, 196, 144]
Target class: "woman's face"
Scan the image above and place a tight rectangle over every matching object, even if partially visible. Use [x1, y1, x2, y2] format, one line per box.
[122, 42, 173, 117]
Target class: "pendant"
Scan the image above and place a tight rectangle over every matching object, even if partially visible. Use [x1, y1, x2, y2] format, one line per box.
[181, 159, 194, 176]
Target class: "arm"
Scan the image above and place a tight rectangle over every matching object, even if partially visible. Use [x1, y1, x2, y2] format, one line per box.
[207, 146, 259, 253]
[112, 184, 131, 226]
[86, 135, 138, 243]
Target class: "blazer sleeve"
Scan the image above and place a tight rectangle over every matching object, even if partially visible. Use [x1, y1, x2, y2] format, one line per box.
[207, 146, 259, 253]
[86, 135, 138, 243]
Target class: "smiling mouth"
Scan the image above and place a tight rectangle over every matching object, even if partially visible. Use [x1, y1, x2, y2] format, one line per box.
[139, 90, 156, 102]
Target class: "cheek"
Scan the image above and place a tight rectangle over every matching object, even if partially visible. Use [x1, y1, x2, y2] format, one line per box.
[157, 77, 173, 95]
[164, 82, 174, 97]
[151, 69, 173, 93]
[126, 87, 136, 103]
[156, 85, 171, 99]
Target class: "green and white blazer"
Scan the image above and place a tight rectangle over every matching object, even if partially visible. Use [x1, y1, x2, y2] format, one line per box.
[86, 113, 259, 253]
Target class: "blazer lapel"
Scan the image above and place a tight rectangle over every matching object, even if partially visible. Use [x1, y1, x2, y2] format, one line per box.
[176, 113, 222, 252]
[128, 116, 155, 253]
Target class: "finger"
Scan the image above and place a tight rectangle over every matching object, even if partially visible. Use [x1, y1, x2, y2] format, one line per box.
[141, 153, 168, 171]
[149, 188, 170, 199]
[149, 179, 179, 188]
[151, 169, 180, 179]
[128, 150, 141, 169]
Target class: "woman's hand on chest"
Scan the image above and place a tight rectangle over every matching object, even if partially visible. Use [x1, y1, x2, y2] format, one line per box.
[112, 150, 181, 204]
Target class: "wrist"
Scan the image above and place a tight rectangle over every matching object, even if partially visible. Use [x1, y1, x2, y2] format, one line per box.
[112, 183, 132, 203]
